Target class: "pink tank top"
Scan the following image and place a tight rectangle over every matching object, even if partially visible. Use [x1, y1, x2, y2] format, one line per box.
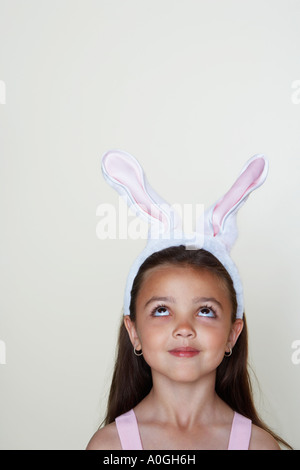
[115, 408, 252, 450]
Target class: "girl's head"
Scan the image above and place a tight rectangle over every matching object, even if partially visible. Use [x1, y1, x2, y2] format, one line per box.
[124, 246, 243, 384]
[105, 246, 248, 422]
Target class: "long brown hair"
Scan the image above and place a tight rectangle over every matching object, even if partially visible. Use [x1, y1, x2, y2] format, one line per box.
[103, 245, 291, 448]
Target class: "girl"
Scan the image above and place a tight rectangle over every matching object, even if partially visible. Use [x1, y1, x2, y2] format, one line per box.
[87, 246, 290, 450]
[87, 150, 291, 450]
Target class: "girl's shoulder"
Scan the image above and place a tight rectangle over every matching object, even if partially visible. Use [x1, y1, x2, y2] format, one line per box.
[86, 422, 121, 450]
[249, 424, 281, 450]
[85, 413, 282, 450]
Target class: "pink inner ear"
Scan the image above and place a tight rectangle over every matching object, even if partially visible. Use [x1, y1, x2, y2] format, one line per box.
[104, 153, 165, 223]
[212, 158, 265, 236]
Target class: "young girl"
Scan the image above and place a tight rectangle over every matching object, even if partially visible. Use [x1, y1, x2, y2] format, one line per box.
[87, 150, 291, 450]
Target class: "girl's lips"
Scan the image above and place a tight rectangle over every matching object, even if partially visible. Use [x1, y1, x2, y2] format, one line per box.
[168, 347, 200, 358]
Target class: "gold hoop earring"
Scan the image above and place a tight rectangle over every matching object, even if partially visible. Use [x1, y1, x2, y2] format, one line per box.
[224, 348, 232, 357]
[134, 348, 143, 357]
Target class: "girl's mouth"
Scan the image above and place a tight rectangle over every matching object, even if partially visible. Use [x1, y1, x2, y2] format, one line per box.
[168, 347, 200, 358]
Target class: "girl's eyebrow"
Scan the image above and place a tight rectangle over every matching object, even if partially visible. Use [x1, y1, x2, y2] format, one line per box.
[144, 295, 223, 310]
[144, 296, 176, 308]
[193, 296, 223, 311]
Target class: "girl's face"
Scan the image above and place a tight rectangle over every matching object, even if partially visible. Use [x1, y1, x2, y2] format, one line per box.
[124, 264, 243, 384]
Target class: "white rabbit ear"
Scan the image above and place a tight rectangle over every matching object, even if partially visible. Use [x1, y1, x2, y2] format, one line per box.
[101, 150, 181, 234]
[209, 154, 268, 249]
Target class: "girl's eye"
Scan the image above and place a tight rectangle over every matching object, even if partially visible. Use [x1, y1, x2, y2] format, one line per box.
[151, 305, 170, 317]
[197, 307, 216, 318]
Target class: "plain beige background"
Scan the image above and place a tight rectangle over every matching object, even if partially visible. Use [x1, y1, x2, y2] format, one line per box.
[0, 0, 299, 449]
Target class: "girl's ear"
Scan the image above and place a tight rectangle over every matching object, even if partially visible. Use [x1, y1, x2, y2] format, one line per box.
[123, 316, 142, 351]
[227, 319, 244, 351]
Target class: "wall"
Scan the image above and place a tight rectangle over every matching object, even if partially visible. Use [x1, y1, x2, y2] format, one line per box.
[0, 0, 299, 449]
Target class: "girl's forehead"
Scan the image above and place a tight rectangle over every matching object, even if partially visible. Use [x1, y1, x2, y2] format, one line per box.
[137, 264, 229, 299]
[141, 263, 218, 281]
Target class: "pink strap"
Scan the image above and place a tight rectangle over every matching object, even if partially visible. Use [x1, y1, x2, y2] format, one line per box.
[228, 412, 252, 450]
[115, 409, 143, 450]
[116, 409, 251, 450]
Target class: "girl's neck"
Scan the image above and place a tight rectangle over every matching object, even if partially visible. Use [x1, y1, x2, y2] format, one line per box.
[137, 373, 227, 429]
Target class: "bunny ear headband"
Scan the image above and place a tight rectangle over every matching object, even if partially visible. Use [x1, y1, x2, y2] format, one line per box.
[101, 150, 268, 319]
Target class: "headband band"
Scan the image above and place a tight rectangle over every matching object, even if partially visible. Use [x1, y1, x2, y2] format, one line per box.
[101, 150, 268, 319]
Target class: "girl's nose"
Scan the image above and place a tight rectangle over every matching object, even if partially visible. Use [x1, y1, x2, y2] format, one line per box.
[173, 320, 196, 339]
